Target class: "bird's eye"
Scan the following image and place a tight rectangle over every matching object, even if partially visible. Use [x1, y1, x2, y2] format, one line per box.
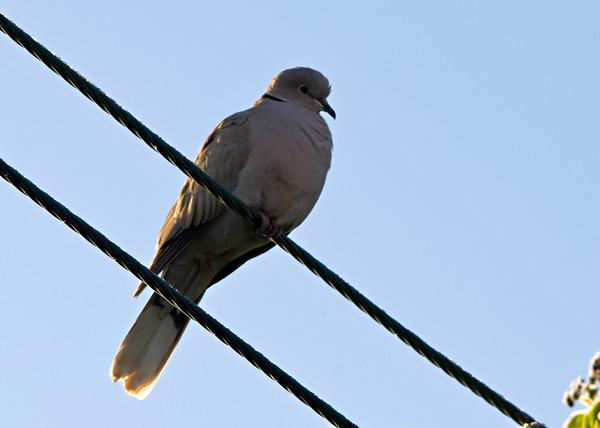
[299, 85, 309, 94]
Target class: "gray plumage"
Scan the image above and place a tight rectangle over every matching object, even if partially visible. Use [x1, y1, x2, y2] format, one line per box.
[110, 67, 335, 398]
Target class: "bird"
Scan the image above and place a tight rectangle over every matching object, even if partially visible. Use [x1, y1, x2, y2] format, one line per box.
[110, 67, 335, 399]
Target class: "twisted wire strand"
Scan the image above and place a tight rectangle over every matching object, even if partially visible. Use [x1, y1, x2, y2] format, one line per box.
[0, 157, 357, 428]
[0, 13, 544, 427]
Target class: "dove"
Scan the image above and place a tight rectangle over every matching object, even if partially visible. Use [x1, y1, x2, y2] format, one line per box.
[110, 67, 335, 399]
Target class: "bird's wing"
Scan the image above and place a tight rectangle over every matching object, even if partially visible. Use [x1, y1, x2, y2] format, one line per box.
[133, 110, 252, 297]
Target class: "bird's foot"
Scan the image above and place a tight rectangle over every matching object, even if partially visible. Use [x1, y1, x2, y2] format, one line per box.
[256, 212, 283, 240]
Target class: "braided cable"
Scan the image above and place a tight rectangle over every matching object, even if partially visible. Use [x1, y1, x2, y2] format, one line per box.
[0, 13, 544, 427]
[0, 156, 357, 428]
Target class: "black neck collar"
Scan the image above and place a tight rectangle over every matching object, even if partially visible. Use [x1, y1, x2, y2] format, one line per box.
[262, 93, 285, 103]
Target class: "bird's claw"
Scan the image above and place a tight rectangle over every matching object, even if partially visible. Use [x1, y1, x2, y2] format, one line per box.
[256, 212, 283, 240]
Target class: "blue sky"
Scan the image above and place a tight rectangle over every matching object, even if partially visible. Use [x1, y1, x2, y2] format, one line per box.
[1, 2, 599, 427]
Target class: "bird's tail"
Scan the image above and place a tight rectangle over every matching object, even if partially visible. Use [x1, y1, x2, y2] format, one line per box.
[110, 294, 190, 399]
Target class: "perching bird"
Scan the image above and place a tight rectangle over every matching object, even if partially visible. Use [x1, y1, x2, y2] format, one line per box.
[110, 67, 335, 399]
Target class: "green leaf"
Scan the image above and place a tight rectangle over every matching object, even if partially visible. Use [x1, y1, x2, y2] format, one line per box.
[564, 411, 586, 428]
[564, 399, 600, 428]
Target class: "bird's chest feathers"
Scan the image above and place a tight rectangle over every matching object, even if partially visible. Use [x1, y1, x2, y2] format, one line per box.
[235, 128, 331, 223]
[258, 137, 327, 194]
[265, 142, 315, 186]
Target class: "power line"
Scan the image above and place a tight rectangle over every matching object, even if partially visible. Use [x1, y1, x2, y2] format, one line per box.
[0, 12, 544, 427]
[0, 156, 358, 428]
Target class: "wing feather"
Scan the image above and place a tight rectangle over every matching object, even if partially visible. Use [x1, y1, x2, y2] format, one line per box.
[134, 110, 251, 297]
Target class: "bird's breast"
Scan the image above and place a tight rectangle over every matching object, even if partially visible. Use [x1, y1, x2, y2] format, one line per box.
[234, 116, 332, 232]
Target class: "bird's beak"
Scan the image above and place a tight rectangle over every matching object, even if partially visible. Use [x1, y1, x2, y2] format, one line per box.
[320, 100, 336, 119]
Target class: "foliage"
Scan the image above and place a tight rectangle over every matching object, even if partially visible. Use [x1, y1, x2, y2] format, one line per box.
[563, 353, 600, 428]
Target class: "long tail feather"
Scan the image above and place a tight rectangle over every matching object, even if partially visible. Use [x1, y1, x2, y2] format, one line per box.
[110, 295, 189, 399]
